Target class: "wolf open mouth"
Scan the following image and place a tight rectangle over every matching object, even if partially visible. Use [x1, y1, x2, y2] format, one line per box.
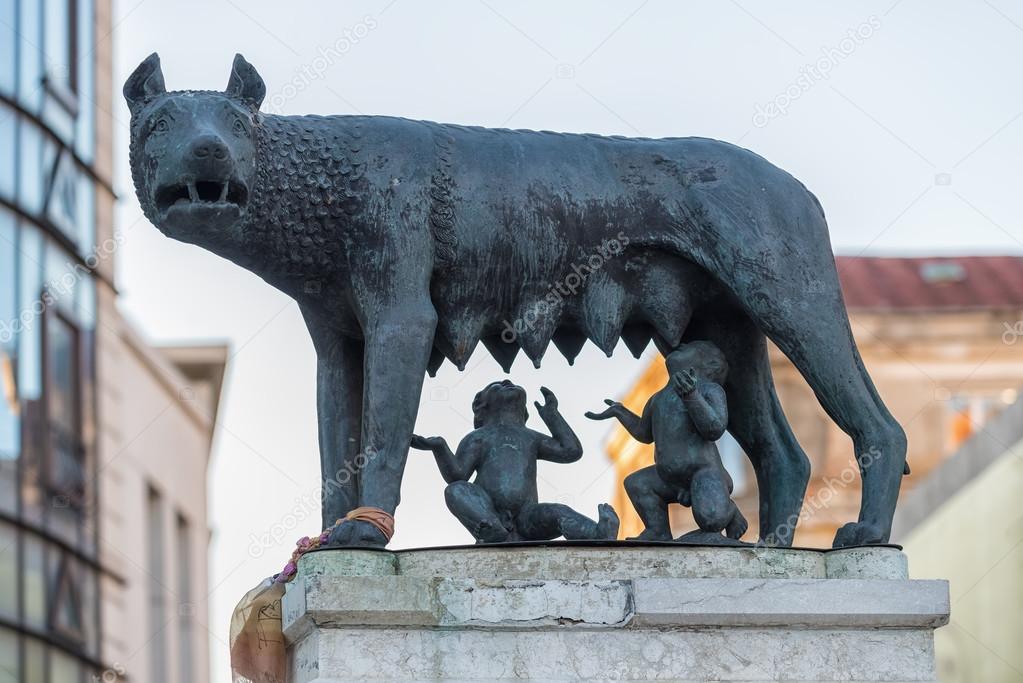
[155, 179, 248, 215]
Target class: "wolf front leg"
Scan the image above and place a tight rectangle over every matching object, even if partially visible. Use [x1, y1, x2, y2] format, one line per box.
[329, 305, 438, 547]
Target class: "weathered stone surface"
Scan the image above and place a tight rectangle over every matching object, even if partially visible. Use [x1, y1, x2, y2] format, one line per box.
[282, 546, 948, 682]
[436, 579, 632, 627]
[310, 628, 937, 682]
[387, 544, 825, 579]
[632, 578, 948, 627]
[825, 546, 908, 579]
[298, 549, 397, 577]
[283, 575, 435, 642]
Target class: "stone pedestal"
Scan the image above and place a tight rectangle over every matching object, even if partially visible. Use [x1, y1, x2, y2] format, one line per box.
[282, 544, 948, 682]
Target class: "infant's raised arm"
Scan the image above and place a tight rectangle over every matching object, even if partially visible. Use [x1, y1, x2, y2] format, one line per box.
[683, 383, 728, 441]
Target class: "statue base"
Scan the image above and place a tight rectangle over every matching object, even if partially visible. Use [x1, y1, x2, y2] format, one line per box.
[282, 543, 948, 682]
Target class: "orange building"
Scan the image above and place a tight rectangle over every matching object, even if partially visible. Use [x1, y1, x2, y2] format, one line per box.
[607, 256, 1023, 546]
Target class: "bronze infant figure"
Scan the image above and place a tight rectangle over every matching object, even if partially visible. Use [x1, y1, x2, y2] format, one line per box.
[412, 381, 620, 543]
[587, 341, 748, 543]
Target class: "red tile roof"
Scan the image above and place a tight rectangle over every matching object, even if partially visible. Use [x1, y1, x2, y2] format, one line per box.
[835, 256, 1023, 310]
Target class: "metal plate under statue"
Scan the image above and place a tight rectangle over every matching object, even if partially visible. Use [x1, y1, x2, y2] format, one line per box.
[125, 53, 908, 549]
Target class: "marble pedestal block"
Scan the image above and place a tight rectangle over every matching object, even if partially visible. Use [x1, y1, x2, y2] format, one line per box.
[281, 544, 948, 683]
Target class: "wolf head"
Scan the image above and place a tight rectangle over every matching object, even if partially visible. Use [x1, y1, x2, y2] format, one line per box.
[125, 53, 265, 248]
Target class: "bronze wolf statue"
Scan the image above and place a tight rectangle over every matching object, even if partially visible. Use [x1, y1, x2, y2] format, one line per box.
[125, 53, 906, 548]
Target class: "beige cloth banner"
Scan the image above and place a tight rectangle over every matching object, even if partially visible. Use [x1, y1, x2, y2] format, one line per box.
[228, 508, 395, 681]
[229, 578, 286, 683]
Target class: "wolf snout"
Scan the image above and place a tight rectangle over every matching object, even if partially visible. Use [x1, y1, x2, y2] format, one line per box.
[191, 134, 229, 161]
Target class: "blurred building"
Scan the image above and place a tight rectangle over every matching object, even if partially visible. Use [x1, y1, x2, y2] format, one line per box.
[892, 397, 1023, 683]
[607, 255, 1023, 545]
[0, 1, 225, 682]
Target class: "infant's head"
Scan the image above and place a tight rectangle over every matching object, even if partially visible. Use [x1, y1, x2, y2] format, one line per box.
[472, 380, 529, 428]
[665, 341, 728, 384]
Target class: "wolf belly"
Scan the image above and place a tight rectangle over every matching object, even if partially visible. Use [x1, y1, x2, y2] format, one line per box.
[419, 126, 728, 373]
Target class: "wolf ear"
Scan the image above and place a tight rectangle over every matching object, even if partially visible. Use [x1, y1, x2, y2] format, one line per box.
[226, 54, 265, 110]
[123, 52, 166, 112]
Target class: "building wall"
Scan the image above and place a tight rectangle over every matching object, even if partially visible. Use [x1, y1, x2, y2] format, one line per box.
[900, 442, 1023, 682]
[608, 307, 1023, 545]
[95, 298, 217, 683]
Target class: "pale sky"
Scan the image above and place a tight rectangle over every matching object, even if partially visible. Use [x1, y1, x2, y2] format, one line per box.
[108, 1, 1023, 679]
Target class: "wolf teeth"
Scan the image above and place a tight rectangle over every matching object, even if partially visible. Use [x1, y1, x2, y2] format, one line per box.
[187, 182, 199, 202]
[219, 182, 229, 202]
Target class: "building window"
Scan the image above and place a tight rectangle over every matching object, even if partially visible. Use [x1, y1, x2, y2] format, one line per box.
[22, 533, 46, 629]
[17, 121, 45, 216]
[17, 224, 45, 527]
[0, 210, 18, 517]
[44, 149, 78, 241]
[176, 513, 193, 683]
[0, 522, 17, 619]
[44, 312, 83, 507]
[0, 104, 14, 200]
[43, 0, 77, 96]
[73, 0, 94, 162]
[147, 486, 168, 683]
[0, 626, 19, 682]
[48, 552, 84, 644]
[0, 0, 15, 96]
[24, 637, 45, 682]
[18, 0, 44, 113]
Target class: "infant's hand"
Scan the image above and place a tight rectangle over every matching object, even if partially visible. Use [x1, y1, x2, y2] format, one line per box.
[410, 434, 444, 451]
[534, 386, 559, 416]
[585, 399, 623, 421]
[672, 368, 698, 396]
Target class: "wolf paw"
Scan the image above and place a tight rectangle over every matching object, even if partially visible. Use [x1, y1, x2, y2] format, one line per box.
[832, 521, 885, 548]
[326, 519, 388, 548]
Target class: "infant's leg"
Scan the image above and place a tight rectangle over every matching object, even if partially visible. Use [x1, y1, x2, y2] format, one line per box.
[690, 467, 736, 534]
[625, 466, 677, 541]
[517, 503, 619, 541]
[444, 481, 509, 543]
[725, 503, 749, 540]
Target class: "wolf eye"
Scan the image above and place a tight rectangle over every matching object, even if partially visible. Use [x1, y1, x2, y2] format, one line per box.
[154, 119, 169, 133]
[232, 118, 246, 134]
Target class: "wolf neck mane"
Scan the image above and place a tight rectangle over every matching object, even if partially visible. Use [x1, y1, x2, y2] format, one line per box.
[238, 114, 365, 278]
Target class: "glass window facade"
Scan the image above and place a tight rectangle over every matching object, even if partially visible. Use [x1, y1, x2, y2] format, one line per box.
[4, 0, 97, 259]
[0, 223, 101, 679]
[1, 0, 105, 679]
